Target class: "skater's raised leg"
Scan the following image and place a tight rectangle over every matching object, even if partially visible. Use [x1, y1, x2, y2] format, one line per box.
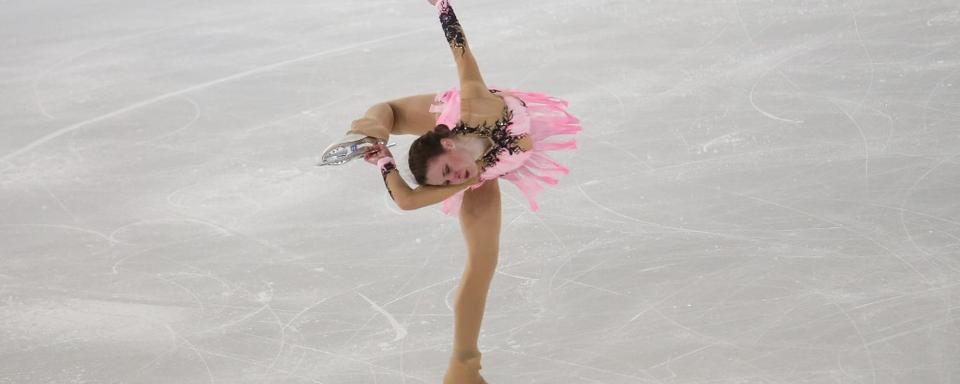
[321, 94, 437, 165]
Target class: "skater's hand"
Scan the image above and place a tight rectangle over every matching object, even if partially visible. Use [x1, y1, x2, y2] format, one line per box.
[427, 0, 438, 5]
[363, 143, 393, 165]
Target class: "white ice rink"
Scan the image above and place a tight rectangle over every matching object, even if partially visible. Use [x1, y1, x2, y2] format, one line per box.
[2, 0, 959, 383]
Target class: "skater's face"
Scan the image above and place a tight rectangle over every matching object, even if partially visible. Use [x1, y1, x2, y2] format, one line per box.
[424, 139, 478, 186]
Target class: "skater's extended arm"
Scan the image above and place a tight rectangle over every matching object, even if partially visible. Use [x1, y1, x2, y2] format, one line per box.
[384, 169, 478, 211]
[366, 143, 479, 210]
[434, 0, 495, 102]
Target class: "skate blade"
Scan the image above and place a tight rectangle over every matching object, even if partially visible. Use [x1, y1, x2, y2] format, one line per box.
[316, 142, 396, 167]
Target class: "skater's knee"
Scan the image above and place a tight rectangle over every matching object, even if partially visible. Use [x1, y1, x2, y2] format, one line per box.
[349, 117, 389, 140]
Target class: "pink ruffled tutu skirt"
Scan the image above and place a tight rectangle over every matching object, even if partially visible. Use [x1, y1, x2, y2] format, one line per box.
[428, 86, 582, 216]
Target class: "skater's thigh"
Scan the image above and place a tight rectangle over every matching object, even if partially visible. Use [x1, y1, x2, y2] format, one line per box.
[386, 93, 440, 136]
[459, 180, 501, 273]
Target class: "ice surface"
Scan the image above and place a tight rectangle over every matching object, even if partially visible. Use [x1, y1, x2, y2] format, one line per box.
[1, 0, 959, 383]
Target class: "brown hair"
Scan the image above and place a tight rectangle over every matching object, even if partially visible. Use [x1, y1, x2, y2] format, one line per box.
[408, 124, 453, 185]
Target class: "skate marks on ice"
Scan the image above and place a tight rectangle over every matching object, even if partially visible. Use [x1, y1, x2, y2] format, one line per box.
[3, 0, 960, 383]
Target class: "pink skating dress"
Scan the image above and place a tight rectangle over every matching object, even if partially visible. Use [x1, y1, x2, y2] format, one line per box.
[429, 87, 582, 216]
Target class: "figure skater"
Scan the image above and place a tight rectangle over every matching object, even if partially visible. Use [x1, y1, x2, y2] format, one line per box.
[320, 0, 581, 382]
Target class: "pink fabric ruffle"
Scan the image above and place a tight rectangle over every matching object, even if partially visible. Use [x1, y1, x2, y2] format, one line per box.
[430, 87, 581, 216]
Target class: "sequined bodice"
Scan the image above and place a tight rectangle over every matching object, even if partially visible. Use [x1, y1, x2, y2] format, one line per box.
[451, 91, 530, 171]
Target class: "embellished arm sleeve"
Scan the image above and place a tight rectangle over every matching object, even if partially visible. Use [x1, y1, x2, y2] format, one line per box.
[434, 0, 488, 99]
[437, 0, 467, 55]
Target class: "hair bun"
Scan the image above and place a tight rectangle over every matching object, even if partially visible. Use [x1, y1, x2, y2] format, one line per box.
[433, 124, 451, 136]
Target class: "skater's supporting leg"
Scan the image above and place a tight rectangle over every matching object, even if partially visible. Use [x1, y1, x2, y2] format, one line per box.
[440, 180, 501, 382]
[452, 180, 502, 360]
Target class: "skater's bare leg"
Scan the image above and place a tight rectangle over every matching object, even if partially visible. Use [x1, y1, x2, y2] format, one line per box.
[321, 94, 439, 164]
[347, 102, 393, 141]
[443, 273, 491, 384]
[347, 93, 439, 140]
[442, 180, 501, 383]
